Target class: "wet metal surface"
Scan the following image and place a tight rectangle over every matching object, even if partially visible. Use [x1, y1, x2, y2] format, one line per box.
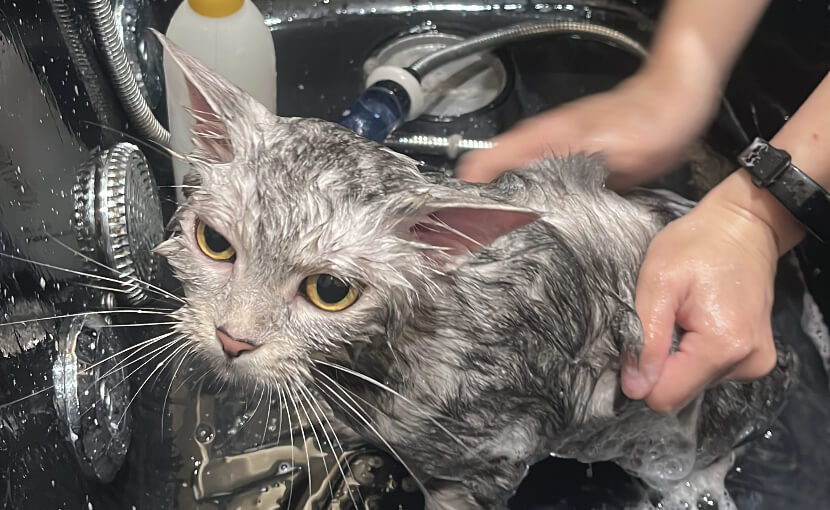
[1, 0, 830, 509]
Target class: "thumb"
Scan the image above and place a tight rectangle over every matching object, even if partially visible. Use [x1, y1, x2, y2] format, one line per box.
[622, 267, 679, 400]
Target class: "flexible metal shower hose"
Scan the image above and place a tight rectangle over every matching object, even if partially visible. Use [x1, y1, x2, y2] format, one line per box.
[409, 20, 648, 77]
[83, 5, 644, 148]
[86, 0, 171, 145]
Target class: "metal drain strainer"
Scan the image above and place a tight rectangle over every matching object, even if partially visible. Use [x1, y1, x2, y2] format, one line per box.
[364, 32, 508, 119]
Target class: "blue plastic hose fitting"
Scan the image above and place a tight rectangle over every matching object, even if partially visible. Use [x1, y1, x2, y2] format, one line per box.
[338, 80, 412, 142]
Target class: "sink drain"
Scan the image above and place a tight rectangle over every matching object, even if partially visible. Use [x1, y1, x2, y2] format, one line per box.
[364, 32, 508, 119]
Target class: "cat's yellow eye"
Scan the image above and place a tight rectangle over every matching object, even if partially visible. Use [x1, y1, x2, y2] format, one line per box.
[304, 274, 359, 311]
[195, 219, 236, 262]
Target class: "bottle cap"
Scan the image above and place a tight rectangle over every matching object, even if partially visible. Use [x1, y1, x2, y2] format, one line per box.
[188, 0, 244, 17]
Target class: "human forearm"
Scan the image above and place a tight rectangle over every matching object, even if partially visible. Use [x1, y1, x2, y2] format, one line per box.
[642, 0, 771, 109]
[705, 72, 830, 255]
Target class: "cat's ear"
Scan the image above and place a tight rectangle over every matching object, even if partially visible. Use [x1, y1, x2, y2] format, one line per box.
[402, 201, 540, 266]
[153, 29, 265, 164]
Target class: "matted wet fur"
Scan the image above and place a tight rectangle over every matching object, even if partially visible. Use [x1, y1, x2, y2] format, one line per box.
[156, 33, 797, 509]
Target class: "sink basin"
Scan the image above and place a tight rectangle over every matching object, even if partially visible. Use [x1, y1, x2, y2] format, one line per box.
[136, 1, 653, 159]
[2, 1, 830, 509]
[136, 0, 750, 197]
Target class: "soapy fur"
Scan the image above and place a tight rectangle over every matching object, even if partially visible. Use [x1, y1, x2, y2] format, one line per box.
[155, 33, 798, 509]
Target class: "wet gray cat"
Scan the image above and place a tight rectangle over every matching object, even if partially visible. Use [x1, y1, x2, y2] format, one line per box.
[156, 35, 797, 509]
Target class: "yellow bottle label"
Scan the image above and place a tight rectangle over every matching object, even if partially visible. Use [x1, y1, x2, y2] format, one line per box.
[188, 0, 244, 18]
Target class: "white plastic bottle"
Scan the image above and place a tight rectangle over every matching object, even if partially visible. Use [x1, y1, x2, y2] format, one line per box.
[164, 0, 277, 203]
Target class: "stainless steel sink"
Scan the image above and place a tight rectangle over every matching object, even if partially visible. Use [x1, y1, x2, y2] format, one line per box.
[3, 1, 830, 510]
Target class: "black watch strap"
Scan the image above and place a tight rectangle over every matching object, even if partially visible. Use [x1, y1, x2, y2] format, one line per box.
[737, 137, 830, 243]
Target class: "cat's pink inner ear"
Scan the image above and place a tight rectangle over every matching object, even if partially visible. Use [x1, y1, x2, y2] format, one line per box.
[185, 80, 234, 163]
[408, 207, 539, 259]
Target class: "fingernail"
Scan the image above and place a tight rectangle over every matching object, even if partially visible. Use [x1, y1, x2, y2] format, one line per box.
[621, 351, 649, 398]
[638, 363, 661, 392]
[621, 369, 649, 399]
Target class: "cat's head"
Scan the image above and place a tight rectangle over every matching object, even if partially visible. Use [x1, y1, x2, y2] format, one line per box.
[154, 34, 539, 387]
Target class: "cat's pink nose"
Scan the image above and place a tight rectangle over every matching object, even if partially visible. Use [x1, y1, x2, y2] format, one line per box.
[216, 328, 258, 357]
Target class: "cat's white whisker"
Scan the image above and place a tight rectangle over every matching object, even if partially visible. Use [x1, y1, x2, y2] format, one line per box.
[105, 337, 182, 393]
[75, 282, 133, 294]
[0, 309, 173, 328]
[153, 337, 192, 384]
[312, 375, 428, 499]
[81, 330, 178, 375]
[302, 386, 364, 485]
[115, 340, 190, 429]
[94, 331, 179, 381]
[187, 371, 211, 394]
[170, 362, 204, 396]
[79, 338, 183, 432]
[277, 384, 297, 510]
[0, 330, 177, 411]
[0, 252, 143, 296]
[247, 386, 265, 440]
[217, 378, 229, 395]
[261, 386, 273, 447]
[386, 340, 406, 382]
[81, 120, 190, 163]
[234, 379, 258, 435]
[291, 386, 336, 503]
[78, 339, 183, 422]
[284, 383, 314, 496]
[314, 361, 477, 459]
[275, 384, 284, 444]
[148, 341, 190, 389]
[243, 378, 255, 415]
[46, 234, 186, 305]
[97, 321, 178, 328]
[0, 385, 55, 410]
[297, 384, 361, 509]
[161, 345, 195, 436]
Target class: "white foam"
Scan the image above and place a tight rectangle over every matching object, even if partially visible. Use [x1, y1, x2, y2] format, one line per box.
[626, 453, 737, 510]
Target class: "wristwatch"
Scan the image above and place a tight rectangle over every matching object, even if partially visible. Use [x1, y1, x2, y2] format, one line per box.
[737, 137, 830, 242]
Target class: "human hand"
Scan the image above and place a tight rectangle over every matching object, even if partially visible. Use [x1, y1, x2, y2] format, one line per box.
[621, 195, 782, 414]
[456, 66, 719, 189]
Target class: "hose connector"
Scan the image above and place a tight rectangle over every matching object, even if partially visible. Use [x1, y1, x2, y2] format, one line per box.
[338, 66, 425, 142]
[364, 65, 425, 121]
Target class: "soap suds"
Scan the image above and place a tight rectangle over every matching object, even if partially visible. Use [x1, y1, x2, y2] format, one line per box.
[627, 452, 737, 510]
